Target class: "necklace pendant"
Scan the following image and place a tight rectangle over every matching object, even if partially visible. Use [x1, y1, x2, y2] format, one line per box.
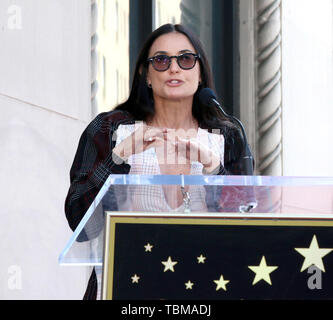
[180, 185, 191, 213]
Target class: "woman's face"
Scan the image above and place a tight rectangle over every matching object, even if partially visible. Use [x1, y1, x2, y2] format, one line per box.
[146, 32, 201, 103]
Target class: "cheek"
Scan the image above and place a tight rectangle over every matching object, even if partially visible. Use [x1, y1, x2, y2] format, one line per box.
[187, 69, 201, 88]
[189, 65, 201, 83]
[148, 69, 165, 86]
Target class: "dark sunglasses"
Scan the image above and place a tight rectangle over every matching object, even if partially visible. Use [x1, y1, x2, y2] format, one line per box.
[147, 53, 200, 72]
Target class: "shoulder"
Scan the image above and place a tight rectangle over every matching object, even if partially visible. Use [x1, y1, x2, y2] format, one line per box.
[90, 109, 135, 126]
[222, 125, 242, 144]
[86, 109, 135, 134]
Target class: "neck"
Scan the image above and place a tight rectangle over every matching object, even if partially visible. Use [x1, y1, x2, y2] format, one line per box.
[148, 98, 197, 130]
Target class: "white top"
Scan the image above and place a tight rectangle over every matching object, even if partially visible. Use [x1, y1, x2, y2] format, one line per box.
[114, 123, 225, 212]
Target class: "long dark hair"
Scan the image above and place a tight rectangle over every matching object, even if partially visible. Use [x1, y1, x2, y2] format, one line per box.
[116, 23, 232, 130]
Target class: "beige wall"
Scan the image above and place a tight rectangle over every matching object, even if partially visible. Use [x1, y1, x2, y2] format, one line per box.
[0, 0, 91, 299]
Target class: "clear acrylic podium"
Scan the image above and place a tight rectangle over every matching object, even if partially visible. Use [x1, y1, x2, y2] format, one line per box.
[59, 175, 333, 300]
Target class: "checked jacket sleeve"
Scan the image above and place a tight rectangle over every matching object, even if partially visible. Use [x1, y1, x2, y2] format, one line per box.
[64, 110, 134, 232]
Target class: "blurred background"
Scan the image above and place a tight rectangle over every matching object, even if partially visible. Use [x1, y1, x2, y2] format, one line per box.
[0, 0, 332, 299]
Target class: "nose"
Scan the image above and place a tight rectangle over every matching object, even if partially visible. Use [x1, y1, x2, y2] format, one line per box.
[169, 57, 180, 73]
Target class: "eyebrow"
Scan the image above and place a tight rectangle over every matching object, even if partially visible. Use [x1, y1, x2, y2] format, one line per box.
[152, 49, 194, 56]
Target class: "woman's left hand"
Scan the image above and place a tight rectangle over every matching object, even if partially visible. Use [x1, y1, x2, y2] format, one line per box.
[157, 131, 221, 174]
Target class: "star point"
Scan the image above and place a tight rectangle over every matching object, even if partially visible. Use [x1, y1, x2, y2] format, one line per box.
[161, 256, 178, 272]
[295, 234, 333, 272]
[214, 274, 230, 291]
[248, 256, 278, 285]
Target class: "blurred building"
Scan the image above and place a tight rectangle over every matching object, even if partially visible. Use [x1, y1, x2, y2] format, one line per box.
[96, 0, 182, 113]
[96, 0, 130, 112]
[154, 0, 182, 28]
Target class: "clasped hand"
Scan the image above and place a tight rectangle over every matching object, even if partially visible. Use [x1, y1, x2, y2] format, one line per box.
[113, 123, 221, 174]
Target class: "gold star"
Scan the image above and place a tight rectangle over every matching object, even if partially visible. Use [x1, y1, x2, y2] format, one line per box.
[131, 274, 140, 283]
[161, 256, 178, 272]
[295, 235, 333, 272]
[144, 243, 153, 252]
[185, 280, 194, 290]
[248, 256, 278, 285]
[214, 274, 230, 291]
[197, 254, 206, 264]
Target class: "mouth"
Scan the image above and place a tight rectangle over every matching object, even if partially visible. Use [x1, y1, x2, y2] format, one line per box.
[166, 79, 184, 86]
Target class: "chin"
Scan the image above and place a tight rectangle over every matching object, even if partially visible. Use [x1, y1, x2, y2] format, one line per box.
[164, 90, 196, 101]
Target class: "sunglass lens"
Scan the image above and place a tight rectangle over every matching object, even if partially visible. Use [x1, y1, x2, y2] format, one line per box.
[153, 55, 170, 71]
[178, 54, 196, 69]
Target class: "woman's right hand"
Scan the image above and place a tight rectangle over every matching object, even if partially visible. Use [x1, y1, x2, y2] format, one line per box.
[112, 123, 167, 162]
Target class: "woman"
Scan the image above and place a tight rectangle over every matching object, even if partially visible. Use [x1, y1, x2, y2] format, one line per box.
[65, 23, 252, 299]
